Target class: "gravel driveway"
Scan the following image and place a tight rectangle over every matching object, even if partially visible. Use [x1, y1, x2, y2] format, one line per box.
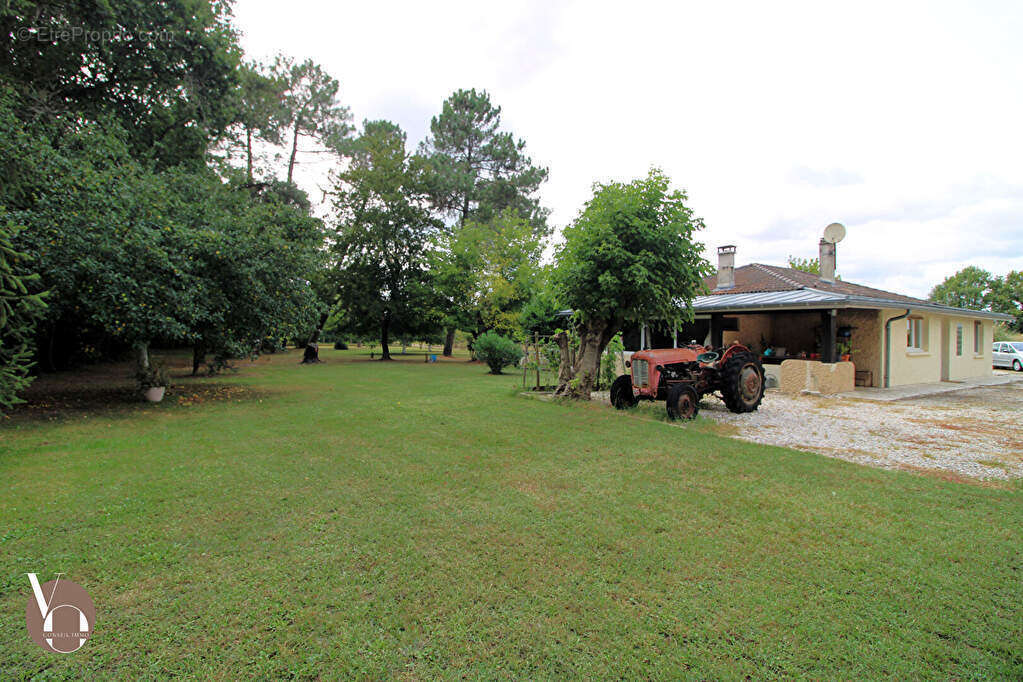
[699, 381, 1023, 480]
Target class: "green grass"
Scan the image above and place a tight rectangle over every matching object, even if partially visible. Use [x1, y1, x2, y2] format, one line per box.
[1, 349, 1021, 679]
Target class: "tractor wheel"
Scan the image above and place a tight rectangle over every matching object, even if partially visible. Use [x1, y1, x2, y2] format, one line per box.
[666, 384, 700, 420]
[610, 374, 637, 409]
[719, 351, 765, 413]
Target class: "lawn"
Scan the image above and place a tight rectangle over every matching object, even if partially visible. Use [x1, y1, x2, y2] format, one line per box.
[1, 349, 1021, 678]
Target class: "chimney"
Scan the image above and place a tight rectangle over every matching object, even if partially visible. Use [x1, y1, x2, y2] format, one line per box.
[819, 239, 836, 283]
[716, 245, 736, 290]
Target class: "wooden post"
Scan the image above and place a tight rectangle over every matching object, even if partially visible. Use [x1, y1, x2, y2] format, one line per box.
[534, 332, 541, 390]
[822, 309, 838, 363]
[710, 314, 724, 349]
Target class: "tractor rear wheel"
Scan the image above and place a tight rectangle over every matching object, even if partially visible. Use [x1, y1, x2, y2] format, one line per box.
[610, 374, 637, 409]
[719, 351, 765, 413]
[666, 384, 700, 420]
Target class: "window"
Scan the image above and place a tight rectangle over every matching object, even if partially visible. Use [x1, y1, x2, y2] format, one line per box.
[907, 318, 925, 351]
[956, 324, 963, 356]
[974, 321, 983, 354]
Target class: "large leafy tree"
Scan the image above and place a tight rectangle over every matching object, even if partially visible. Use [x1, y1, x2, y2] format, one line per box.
[434, 209, 545, 343]
[0, 214, 46, 412]
[161, 172, 324, 373]
[929, 266, 993, 311]
[988, 271, 1023, 332]
[273, 56, 352, 184]
[14, 118, 322, 375]
[1, 0, 241, 167]
[330, 120, 442, 360]
[418, 88, 549, 353]
[552, 169, 712, 399]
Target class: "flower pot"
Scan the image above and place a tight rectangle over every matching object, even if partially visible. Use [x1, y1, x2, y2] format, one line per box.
[841, 354, 852, 362]
[144, 386, 166, 403]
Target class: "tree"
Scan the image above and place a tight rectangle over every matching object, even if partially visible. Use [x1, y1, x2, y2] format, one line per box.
[788, 256, 819, 274]
[1, 0, 242, 167]
[929, 266, 993, 311]
[220, 61, 288, 184]
[330, 120, 442, 360]
[989, 271, 1023, 332]
[552, 169, 712, 399]
[418, 88, 549, 353]
[0, 213, 46, 412]
[274, 56, 352, 185]
[519, 278, 563, 337]
[433, 209, 545, 346]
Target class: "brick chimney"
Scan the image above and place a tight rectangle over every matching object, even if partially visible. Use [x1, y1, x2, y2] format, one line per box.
[819, 239, 836, 283]
[716, 245, 736, 290]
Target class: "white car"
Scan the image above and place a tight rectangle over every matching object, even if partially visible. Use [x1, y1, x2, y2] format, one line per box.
[992, 342, 1023, 371]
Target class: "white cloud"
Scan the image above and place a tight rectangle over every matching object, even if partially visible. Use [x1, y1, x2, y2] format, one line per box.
[233, 0, 1023, 297]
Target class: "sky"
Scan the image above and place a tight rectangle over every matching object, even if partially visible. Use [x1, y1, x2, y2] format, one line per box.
[233, 0, 1023, 298]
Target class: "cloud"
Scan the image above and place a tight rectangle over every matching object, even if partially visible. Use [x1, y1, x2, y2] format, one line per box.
[787, 166, 863, 187]
[232, 0, 1023, 298]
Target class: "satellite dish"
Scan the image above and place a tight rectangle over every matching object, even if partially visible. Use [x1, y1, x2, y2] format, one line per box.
[823, 222, 846, 244]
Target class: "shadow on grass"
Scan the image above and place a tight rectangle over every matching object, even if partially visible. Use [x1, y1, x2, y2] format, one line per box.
[4, 352, 269, 425]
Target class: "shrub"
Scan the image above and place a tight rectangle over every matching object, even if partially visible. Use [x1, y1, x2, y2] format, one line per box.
[135, 360, 169, 392]
[474, 331, 523, 375]
[334, 340, 348, 350]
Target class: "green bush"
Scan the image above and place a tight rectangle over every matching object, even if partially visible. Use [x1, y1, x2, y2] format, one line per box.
[474, 331, 523, 375]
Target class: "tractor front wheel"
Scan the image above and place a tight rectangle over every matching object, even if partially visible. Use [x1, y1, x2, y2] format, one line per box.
[610, 374, 637, 409]
[719, 351, 765, 413]
[666, 384, 700, 420]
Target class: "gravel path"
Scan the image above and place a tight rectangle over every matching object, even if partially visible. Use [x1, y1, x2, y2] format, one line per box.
[595, 380, 1023, 480]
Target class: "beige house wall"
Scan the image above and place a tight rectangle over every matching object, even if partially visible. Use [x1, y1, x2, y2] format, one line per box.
[946, 316, 993, 381]
[881, 309, 994, 386]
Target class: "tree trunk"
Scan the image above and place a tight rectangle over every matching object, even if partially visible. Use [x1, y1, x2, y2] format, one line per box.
[245, 128, 254, 184]
[301, 343, 321, 364]
[192, 344, 205, 376]
[380, 314, 392, 360]
[442, 327, 455, 356]
[307, 312, 329, 345]
[555, 319, 616, 399]
[135, 341, 151, 373]
[287, 121, 300, 184]
[554, 331, 575, 388]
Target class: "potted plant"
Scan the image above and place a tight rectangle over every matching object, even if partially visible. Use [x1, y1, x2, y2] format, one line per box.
[837, 340, 854, 362]
[136, 361, 169, 403]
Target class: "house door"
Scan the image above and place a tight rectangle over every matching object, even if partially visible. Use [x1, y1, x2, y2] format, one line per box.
[940, 320, 950, 381]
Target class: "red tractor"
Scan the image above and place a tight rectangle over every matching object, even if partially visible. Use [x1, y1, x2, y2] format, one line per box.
[610, 343, 765, 420]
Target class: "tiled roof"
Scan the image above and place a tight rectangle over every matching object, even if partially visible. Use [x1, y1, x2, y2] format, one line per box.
[704, 263, 928, 306]
[697, 263, 1013, 320]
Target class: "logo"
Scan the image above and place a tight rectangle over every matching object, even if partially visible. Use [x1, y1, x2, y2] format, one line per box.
[25, 573, 95, 653]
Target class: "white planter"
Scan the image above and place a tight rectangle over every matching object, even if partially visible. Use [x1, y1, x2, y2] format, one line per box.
[144, 386, 166, 403]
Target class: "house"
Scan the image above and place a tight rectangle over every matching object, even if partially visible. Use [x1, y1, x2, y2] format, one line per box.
[624, 238, 1013, 389]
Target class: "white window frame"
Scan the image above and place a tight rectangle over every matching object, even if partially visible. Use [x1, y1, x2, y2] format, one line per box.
[973, 321, 982, 355]
[907, 317, 925, 351]
[955, 324, 963, 356]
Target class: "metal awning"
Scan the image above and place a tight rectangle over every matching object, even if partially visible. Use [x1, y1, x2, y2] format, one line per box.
[692, 287, 1014, 321]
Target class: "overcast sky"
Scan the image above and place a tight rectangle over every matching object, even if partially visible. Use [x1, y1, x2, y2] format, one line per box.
[234, 0, 1023, 298]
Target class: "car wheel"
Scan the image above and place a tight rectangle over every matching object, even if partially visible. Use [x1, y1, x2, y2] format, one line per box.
[1014, 359, 1022, 372]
